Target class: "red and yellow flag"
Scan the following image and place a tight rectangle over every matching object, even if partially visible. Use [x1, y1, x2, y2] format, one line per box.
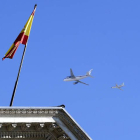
[2, 5, 37, 60]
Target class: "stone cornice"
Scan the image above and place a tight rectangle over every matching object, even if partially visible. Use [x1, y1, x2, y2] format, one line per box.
[0, 107, 92, 140]
[0, 108, 59, 116]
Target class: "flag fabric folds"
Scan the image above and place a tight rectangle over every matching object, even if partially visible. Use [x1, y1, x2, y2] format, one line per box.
[2, 5, 37, 60]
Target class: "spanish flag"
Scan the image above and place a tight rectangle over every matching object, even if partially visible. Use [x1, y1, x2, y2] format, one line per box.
[2, 4, 37, 60]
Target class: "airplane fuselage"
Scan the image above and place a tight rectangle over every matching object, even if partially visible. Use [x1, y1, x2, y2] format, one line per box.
[111, 84, 124, 90]
[64, 68, 93, 85]
[64, 75, 88, 81]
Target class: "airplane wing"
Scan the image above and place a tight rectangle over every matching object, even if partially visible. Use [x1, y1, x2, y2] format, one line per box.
[78, 80, 89, 85]
[118, 87, 123, 90]
[70, 68, 75, 78]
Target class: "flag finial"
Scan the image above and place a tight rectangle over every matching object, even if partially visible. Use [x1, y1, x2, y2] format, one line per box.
[34, 4, 37, 9]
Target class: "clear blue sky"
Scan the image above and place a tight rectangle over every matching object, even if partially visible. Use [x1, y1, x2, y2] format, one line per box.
[0, 0, 140, 139]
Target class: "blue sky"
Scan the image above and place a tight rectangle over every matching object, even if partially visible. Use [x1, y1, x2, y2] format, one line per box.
[0, 0, 140, 139]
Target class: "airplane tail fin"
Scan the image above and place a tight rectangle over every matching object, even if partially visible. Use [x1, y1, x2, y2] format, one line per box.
[121, 82, 124, 86]
[86, 69, 93, 78]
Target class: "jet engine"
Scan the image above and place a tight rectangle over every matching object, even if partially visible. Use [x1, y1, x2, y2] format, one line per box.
[73, 81, 78, 85]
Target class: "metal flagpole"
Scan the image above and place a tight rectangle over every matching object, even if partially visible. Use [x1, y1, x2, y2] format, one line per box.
[9, 43, 28, 106]
[9, 4, 37, 107]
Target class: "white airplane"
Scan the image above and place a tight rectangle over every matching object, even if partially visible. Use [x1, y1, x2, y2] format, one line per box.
[111, 83, 124, 90]
[63, 69, 93, 85]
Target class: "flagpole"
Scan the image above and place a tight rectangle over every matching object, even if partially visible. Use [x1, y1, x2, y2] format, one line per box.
[9, 4, 37, 107]
[9, 43, 28, 106]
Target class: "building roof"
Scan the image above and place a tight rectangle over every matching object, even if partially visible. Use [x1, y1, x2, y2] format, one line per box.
[0, 107, 92, 140]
